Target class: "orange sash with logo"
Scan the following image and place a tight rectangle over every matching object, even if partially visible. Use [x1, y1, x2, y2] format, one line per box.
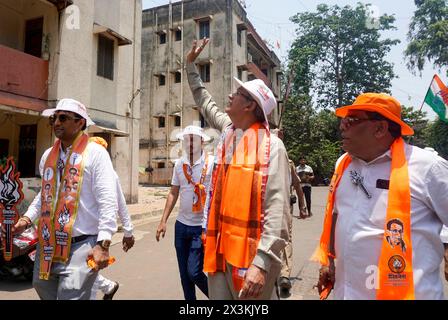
[312, 137, 414, 299]
[38, 132, 89, 280]
[203, 122, 270, 292]
[182, 155, 209, 214]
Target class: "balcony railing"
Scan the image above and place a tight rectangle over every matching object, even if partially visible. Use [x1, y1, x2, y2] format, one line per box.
[0, 45, 49, 112]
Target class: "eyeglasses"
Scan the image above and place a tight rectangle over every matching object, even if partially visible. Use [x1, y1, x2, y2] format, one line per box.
[235, 90, 254, 101]
[49, 114, 81, 125]
[340, 116, 379, 128]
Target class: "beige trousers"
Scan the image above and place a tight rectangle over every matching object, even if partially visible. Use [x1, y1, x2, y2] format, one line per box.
[208, 262, 280, 300]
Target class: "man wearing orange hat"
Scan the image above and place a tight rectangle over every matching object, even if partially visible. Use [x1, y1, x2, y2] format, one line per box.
[314, 93, 448, 299]
[186, 39, 290, 300]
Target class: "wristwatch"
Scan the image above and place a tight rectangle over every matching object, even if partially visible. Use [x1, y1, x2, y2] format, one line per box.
[96, 239, 111, 250]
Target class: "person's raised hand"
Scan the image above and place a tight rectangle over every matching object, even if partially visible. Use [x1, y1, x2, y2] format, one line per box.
[186, 38, 210, 63]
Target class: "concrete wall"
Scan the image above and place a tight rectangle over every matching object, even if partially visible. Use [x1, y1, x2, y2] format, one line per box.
[0, 0, 24, 50]
[53, 0, 141, 202]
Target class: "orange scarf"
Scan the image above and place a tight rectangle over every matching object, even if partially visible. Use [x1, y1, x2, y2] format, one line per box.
[38, 132, 89, 280]
[312, 137, 414, 299]
[203, 122, 270, 292]
[182, 155, 209, 214]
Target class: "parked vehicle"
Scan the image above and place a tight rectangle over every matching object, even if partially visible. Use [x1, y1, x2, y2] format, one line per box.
[0, 223, 37, 281]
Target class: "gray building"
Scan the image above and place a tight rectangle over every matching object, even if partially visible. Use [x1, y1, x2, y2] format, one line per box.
[140, 0, 282, 185]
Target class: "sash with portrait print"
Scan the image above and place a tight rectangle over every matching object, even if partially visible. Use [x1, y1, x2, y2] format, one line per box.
[312, 137, 414, 299]
[38, 132, 89, 280]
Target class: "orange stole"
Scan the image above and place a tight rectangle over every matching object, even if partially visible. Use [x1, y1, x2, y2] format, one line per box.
[182, 156, 209, 214]
[312, 138, 414, 299]
[203, 122, 270, 280]
[38, 133, 89, 280]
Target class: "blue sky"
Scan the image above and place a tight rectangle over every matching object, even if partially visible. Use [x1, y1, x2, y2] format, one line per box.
[143, 0, 448, 120]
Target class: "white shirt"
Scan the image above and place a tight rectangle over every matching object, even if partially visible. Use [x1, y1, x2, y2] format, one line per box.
[441, 225, 448, 243]
[333, 143, 448, 300]
[296, 164, 314, 187]
[114, 171, 133, 237]
[25, 142, 118, 241]
[171, 153, 214, 226]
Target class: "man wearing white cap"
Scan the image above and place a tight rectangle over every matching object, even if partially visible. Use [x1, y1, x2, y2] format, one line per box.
[5, 98, 118, 299]
[156, 125, 213, 300]
[186, 39, 290, 300]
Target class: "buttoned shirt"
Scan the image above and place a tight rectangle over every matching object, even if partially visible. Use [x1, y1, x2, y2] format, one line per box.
[171, 153, 214, 227]
[333, 143, 448, 299]
[25, 142, 118, 241]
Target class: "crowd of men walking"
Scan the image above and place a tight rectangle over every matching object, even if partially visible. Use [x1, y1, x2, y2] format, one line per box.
[1, 39, 448, 300]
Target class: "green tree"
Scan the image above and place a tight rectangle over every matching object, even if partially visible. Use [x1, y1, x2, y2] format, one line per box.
[405, 0, 448, 75]
[424, 118, 448, 158]
[289, 3, 399, 109]
[282, 96, 341, 183]
[401, 106, 429, 147]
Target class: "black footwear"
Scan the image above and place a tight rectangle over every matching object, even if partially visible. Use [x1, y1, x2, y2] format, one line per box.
[103, 282, 119, 300]
[279, 277, 292, 294]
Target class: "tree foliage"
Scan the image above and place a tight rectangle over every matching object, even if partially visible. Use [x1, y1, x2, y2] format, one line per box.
[282, 3, 401, 182]
[282, 95, 341, 183]
[288, 3, 399, 109]
[401, 106, 429, 147]
[405, 0, 448, 75]
[424, 118, 448, 158]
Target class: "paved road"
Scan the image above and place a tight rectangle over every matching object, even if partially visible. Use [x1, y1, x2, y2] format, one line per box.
[1, 186, 447, 299]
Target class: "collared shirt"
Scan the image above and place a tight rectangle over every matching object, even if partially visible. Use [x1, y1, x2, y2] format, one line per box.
[187, 61, 291, 273]
[25, 142, 118, 241]
[171, 153, 214, 227]
[333, 144, 448, 299]
[296, 164, 313, 187]
[441, 225, 448, 243]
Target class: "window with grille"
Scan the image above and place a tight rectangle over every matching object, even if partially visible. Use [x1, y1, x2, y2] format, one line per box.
[159, 33, 166, 44]
[199, 20, 210, 39]
[174, 116, 181, 127]
[199, 64, 210, 83]
[174, 72, 181, 83]
[97, 35, 114, 80]
[175, 29, 182, 41]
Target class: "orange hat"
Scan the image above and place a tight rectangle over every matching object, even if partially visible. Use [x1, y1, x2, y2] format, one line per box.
[335, 93, 414, 136]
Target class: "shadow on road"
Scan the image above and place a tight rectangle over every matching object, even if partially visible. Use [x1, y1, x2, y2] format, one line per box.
[0, 278, 33, 292]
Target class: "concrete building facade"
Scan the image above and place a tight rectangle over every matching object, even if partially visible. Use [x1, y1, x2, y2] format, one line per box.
[140, 0, 282, 184]
[0, 0, 141, 206]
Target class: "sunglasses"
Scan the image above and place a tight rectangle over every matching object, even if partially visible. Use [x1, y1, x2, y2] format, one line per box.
[340, 116, 380, 128]
[49, 114, 82, 125]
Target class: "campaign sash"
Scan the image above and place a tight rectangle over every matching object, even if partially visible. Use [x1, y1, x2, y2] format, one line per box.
[38, 132, 89, 280]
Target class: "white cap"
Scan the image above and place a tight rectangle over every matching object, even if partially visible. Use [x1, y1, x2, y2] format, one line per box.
[234, 77, 277, 124]
[42, 98, 95, 127]
[175, 125, 210, 142]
